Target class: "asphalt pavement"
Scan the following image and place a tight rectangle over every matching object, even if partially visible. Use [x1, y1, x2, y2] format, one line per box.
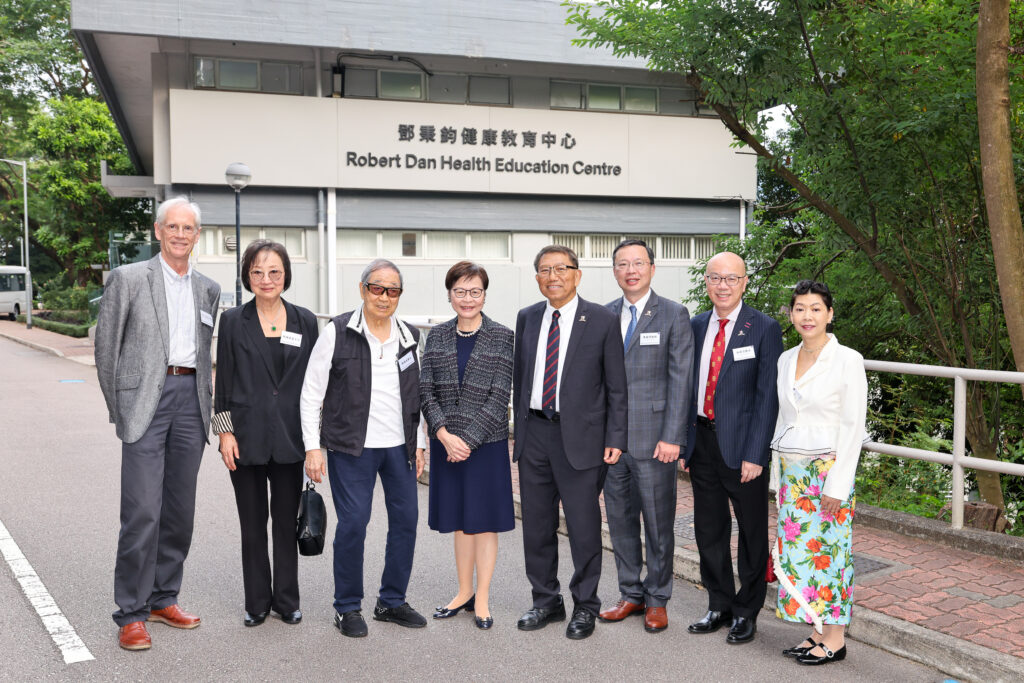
[0, 336, 944, 681]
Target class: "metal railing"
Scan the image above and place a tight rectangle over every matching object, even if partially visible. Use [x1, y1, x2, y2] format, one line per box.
[862, 360, 1024, 530]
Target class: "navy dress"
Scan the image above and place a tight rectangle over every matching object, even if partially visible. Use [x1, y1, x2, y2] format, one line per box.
[428, 333, 515, 534]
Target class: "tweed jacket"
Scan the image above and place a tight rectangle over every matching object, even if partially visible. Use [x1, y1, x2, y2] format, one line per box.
[419, 313, 514, 450]
[95, 254, 221, 444]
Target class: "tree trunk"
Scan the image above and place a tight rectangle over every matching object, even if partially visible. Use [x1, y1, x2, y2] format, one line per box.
[977, 0, 1024, 400]
[965, 392, 1006, 511]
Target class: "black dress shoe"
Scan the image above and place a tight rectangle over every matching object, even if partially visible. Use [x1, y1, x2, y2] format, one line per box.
[373, 601, 427, 628]
[335, 610, 367, 638]
[244, 611, 268, 627]
[274, 609, 302, 625]
[516, 597, 566, 631]
[797, 643, 847, 665]
[783, 637, 820, 658]
[687, 610, 732, 634]
[433, 595, 475, 619]
[726, 616, 757, 644]
[474, 616, 494, 630]
[565, 607, 596, 640]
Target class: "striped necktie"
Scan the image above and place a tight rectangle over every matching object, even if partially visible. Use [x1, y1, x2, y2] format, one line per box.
[542, 310, 561, 418]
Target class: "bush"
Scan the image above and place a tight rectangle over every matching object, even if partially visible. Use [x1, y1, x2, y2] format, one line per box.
[38, 309, 90, 324]
[40, 285, 90, 312]
[16, 314, 90, 338]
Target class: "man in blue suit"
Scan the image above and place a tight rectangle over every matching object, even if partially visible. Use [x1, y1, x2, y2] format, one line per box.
[682, 251, 782, 644]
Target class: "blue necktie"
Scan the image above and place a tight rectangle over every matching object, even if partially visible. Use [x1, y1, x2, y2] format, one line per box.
[542, 311, 561, 418]
[623, 304, 637, 350]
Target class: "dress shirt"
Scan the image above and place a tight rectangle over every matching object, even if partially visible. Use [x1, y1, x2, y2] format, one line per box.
[619, 289, 653, 340]
[300, 308, 426, 453]
[159, 254, 196, 368]
[697, 301, 742, 418]
[530, 294, 579, 412]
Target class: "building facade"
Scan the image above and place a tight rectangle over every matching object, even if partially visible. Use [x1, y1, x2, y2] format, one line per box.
[72, 0, 755, 326]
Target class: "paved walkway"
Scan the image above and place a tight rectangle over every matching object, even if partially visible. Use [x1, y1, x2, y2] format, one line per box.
[4, 319, 1022, 681]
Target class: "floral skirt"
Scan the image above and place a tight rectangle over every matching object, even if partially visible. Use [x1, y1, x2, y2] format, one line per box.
[775, 454, 855, 625]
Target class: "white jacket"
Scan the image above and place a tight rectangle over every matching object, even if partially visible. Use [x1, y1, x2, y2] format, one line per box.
[770, 335, 868, 501]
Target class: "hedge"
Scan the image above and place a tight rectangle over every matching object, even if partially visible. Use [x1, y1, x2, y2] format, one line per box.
[16, 315, 91, 338]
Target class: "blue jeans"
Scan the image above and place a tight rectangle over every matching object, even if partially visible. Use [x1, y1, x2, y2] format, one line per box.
[327, 446, 418, 614]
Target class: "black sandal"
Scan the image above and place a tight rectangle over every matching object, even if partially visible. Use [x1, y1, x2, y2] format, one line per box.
[782, 636, 820, 658]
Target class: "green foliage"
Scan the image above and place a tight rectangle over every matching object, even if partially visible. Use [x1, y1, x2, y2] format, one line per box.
[39, 284, 90, 312]
[15, 313, 89, 337]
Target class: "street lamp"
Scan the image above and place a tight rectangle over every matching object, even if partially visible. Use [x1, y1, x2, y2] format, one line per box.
[1, 158, 32, 329]
[225, 162, 251, 307]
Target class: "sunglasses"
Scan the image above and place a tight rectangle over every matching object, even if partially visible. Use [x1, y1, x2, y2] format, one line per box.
[363, 282, 403, 299]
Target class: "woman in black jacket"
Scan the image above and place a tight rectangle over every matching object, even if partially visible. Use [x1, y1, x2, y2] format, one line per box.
[420, 261, 515, 630]
[213, 240, 318, 627]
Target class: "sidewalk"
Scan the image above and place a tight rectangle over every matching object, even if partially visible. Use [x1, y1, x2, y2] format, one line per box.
[4, 319, 1022, 681]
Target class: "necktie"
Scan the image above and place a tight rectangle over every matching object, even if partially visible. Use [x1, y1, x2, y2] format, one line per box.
[702, 318, 730, 420]
[542, 310, 561, 418]
[623, 304, 637, 350]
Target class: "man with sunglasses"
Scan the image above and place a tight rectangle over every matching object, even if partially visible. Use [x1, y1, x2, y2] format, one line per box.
[512, 245, 628, 640]
[300, 259, 427, 638]
[95, 196, 221, 651]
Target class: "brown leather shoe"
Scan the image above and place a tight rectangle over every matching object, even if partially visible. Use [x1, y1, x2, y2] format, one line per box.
[644, 606, 668, 632]
[598, 599, 645, 622]
[118, 621, 151, 650]
[148, 604, 201, 629]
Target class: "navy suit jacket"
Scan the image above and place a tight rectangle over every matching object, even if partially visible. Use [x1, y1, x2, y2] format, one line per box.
[512, 296, 628, 470]
[682, 303, 782, 469]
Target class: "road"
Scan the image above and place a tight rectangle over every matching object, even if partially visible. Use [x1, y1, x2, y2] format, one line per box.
[0, 336, 943, 681]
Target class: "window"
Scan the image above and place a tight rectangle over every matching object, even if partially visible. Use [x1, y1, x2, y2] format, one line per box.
[193, 57, 302, 95]
[380, 71, 424, 100]
[552, 234, 712, 262]
[339, 230, 511, 260]
[344, 68, 377, 98]
[661, 235, 691, 260]
[587, 84, 621, 111]
[552, 81, 663, 113]
[468, 76, 510, 105]
[195, 227, 305, 260]
[624, 87, 657, 113]
[550, 82, 583, 109]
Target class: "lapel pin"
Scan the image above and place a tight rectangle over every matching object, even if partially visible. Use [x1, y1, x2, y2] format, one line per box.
[644, 310, 652, 317]
[579, 315, 587, 322]
[737, 330, 746, 336]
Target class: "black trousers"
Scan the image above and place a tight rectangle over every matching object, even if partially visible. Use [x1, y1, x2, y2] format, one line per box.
[229, 460, 304, 614]
[688, 422, 768, 619]
[518, 415, 607, 615]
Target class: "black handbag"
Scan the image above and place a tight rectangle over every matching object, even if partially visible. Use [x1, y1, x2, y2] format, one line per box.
[296, 482, 327, 556]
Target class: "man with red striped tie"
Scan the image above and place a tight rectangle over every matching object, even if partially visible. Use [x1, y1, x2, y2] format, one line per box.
[512, 245, 628, 640]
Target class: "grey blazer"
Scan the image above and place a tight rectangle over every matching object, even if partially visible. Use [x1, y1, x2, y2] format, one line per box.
[606, 290, 694, 459]
[95, 255, 221, 444]
[419, 314, 514, 450]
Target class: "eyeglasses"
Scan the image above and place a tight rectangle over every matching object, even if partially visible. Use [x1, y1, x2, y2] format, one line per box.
[537, 264, 579, 277]
[705, 274, 746, 287]
[250, 269, 284, 283]
[451, 288, 484, 299]
[363, 282, 403, 299]
[161, 223, 197, 236]
[613, 260, 651, 271]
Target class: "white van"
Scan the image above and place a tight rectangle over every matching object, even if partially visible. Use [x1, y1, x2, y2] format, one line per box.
[0, 266, 27, 320]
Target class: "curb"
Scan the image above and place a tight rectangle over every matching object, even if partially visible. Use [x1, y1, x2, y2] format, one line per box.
[416, 469, 1024, 682]
[0, 332, 65, 358]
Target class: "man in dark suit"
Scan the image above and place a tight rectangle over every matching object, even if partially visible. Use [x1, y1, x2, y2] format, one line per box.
[600, 240, 693, 633]
[682, 251, 782, 644]
[513, 245, 628, 640]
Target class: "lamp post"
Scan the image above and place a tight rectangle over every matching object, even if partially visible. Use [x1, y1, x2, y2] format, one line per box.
[1, 158, 32, 329]
[224, 162, 251, 306]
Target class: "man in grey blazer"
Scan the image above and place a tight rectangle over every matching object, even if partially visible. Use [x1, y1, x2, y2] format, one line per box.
[95, 196, 221, 651]
[600, 240, 693, 633]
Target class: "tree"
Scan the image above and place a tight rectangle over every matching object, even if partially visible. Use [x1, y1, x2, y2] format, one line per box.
[565, 0, 1024, 512]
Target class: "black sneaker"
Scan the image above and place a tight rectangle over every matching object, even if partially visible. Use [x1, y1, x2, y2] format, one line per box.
[372, 601, 427, 628]
[335, 610, 367, 638]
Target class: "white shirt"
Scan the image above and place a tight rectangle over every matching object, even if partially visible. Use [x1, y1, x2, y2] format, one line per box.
[619, 289, 653, 341]
[530, 295, 579, 412]
[159, 254, 196, 368]
[300, 307, 426, 453]
[697, 301, 742, 418]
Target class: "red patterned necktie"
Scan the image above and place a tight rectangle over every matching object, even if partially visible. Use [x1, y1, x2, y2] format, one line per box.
[702, 318, 729, 420]
[542, 310, 561, 418]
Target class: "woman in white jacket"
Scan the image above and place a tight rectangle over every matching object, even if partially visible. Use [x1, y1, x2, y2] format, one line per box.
[771, 280, 868, 666]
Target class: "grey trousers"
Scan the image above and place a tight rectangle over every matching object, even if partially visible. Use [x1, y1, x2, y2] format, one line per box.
[113, 374, 206, 626]
[603, 453, 678, 607]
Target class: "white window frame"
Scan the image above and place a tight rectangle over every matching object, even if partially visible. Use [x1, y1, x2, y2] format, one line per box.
[337, 230, 512, 262]
[195, 226, 307, 263]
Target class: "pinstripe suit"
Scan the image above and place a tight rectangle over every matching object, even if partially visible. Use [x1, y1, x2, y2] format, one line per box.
[603, 291, 693, 607]
[682, 302, 782, 618]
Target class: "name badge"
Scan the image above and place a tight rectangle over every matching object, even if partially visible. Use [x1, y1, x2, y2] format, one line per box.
[398, 351, 416, 371]
[733, 346, 756, 361]
[280, 331, 302, 348]
[200, 310, 214, 327]
[639, 332, 660, 346]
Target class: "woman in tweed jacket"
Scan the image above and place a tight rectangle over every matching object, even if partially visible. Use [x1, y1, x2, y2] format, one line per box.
[420, 261, 514, 630]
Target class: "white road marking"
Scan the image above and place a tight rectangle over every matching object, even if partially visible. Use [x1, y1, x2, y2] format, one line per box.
[0, 518, 94, 664]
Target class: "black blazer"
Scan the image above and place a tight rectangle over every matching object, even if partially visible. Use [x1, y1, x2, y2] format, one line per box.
[512, 296, 628, 470]
[214, 299, 319, 466]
